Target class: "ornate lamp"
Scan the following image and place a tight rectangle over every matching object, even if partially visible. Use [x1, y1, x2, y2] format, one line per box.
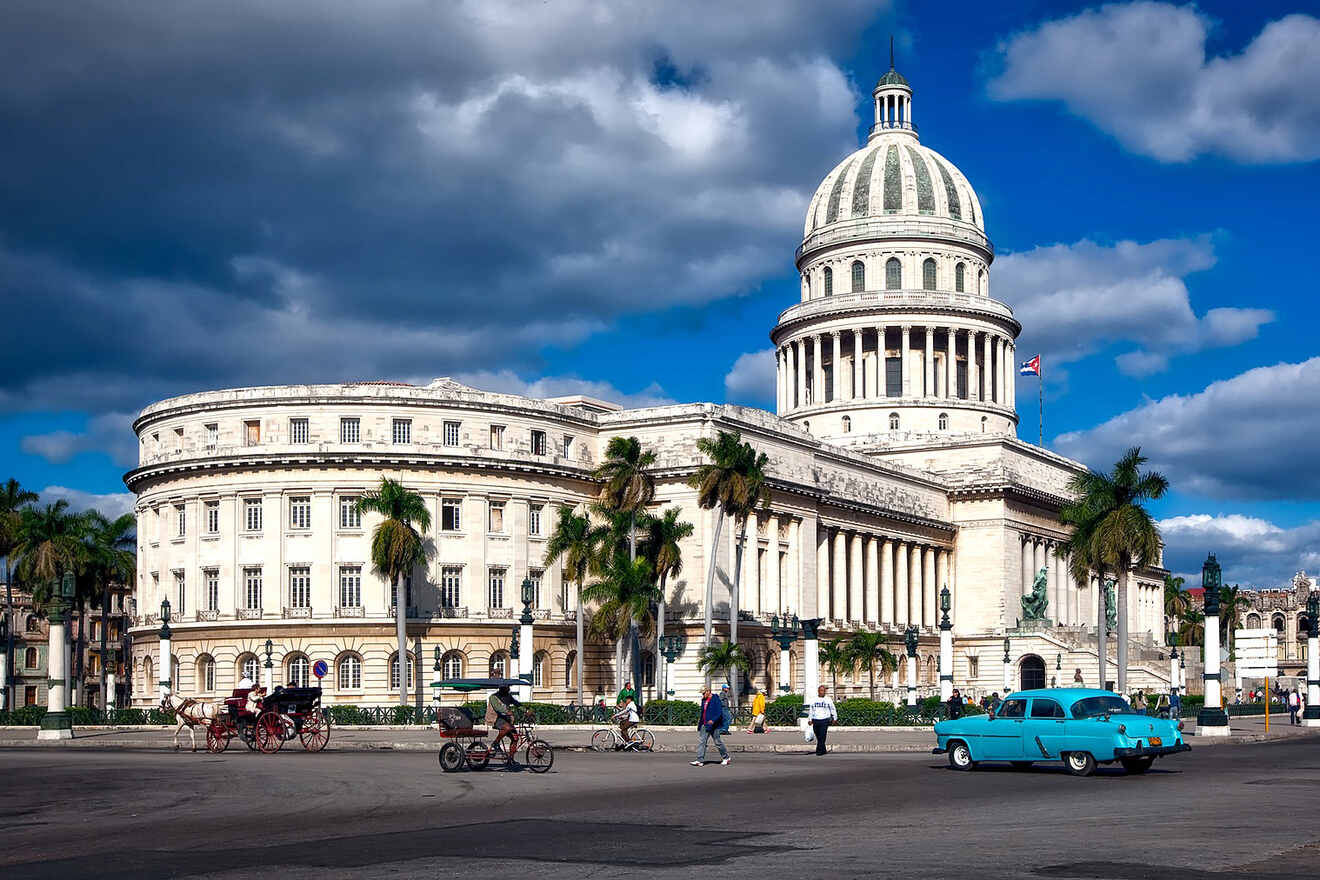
[904, 625, 919, 658]
[1202, 554, 1222, 616]
[1002, 637, 1011, 665]
[769, 614, 801, 694]
[263, 638, 273, 669]
[433, 645, 442, 672]
[1307, 594, 1319, 639]
[939, 586, 952, 630]
[659, 634, 683, 696]
[158, 596, 171, 640]
[1056, 653, 1062, 671]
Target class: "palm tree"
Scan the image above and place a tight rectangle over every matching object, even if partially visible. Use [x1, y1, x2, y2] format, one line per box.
[641, 507, 693, 699]
[355, 478, 431, 706]
[14, 500, 85, 600]
[544, 505, 604, 707]
[696, 640, 750, 692]
[848, 631, 898, 700]
[1177, 607, 1205, 648]
[818, 639, 853, 695]
[1062, 447, 1168, 694]
[1062, 502, 1108, 687]
[582, 556, 661, 693]
[1218, 584, 1251, 660]
[1163, 574, 1189, 621]
[83, 511, 136, 709]
[594, 436, 657, 562]
[1, 479, 39, 711]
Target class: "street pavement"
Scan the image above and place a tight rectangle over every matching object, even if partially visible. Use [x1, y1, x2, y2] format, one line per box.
[2, 728, 1319, 879]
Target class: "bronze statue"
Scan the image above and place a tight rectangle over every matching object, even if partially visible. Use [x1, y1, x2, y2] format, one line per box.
[1021, 567, 1049, 620]
[1104, 579, 1117, 631]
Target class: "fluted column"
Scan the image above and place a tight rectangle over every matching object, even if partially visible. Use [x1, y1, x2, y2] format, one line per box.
[746, 510, 761, 616]
[765, 514, 780, 615]
[881, 538, 895, 624]
[816, 528, 830, 619]
[1007, 342, 1016, 410]
[996, 337, 1006, 405]
[1045, 541, 1057, 622]
[852, 329, 863, 400]
[865, 536, 880, 625]
[983, 332, 993, 404]
[900, 325, 911, 397]
[923, 327, 934, 398]
[1022, 535, 1033, 598]
[874, 325, 885, 398]
[923, 545, 936, 629]
[832, 528, 847, 622]
[831, 331, 842, 403]
[908, 543, 922, 626]
[787, 518, 801, 614]
[849, 532, 863, 623]
[943, 328, 954, 399]
[792, 341, 803, 410]
[1033, 539, 1046, 606]
[967, 330, 979, 401]
[894, 540, 908, 625]
[812, 334, 823, 405]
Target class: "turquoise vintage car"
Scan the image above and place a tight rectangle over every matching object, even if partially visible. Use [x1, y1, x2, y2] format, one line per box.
[932, 688, 1190, 776]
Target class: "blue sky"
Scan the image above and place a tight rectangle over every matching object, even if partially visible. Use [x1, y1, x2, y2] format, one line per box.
[2, 1, 1318, 588]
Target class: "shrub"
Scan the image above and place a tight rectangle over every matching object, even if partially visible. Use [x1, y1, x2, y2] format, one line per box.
[642, 699, 699, 725]
[0, 705, 47, 725]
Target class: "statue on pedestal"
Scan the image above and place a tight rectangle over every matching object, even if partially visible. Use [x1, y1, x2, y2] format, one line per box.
[1022, 567, 1049, 620]
[1104, 579, 1117, 631]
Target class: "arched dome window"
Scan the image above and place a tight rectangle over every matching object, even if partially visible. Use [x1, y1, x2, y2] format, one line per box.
[980, 416, 987, 432]
[923, 258, 937, 291]
[938, 412, 948, 431]
[851, 260, 865, 292]
[888, 412, 900, 430]
[978, 268, 986, 294]
[823, 266, 833, 297]
[885, 258, 901, 290]
[955, 263, 966, 293]
[390, 653, 416, 690]
[841, 415, 851, 433]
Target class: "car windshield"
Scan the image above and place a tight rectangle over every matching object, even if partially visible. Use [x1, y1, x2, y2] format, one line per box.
[1071, 696, 1136, 718]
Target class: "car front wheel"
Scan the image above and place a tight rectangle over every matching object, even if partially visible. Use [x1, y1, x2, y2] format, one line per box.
[948, 740, 976, 771]
[1065, 751, 1096, 777]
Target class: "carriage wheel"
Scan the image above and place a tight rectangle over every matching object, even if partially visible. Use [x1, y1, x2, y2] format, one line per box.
[438, 742, 466, 772]
[240, 720, 258, 751]
[205, 719, 231, 754]
[465, 741, 490, 770]
[300, 710, 330, 752]
[524, 739, 554, 773]
[256, 712, 285, 754]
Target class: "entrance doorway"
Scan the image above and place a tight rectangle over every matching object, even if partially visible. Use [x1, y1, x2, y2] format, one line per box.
[1019, 655, 1047, 690]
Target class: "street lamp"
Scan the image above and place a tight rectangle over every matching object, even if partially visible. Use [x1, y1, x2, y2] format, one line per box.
[262, 638, 274, 691]
[1002, 637, 1013, 696]
[1304, 594, 1320, 726]
[516, 577, 535, 702]
[938, 588, 953, 702]
[904, 625, 919, 708]
[1197, 553, 1230, 736]
[770, 613, 801, 694]
[0, 614, 8, 712]
[659, 634, 683, 697]
[38, 572, 76, 740]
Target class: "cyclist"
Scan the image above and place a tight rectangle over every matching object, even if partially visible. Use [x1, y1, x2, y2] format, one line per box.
[612, 696, 639, 746]
[486, 684, 522, 764]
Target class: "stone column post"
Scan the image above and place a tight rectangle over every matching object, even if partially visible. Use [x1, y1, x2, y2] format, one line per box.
[849, 533, 863, 624]
[832, 529, 847, 623]
[909, 543, 922, 627]
[905, 634, 919, 707]
[816, 529, 830, 620]
[939, 607, 954, 702]
[853, 329, 863, 399]
[38, 583, 73, 741]
[812, 334, 823, 404]
[802, 619, 820, 704]
[778, 648, 792, 697]
[900, 325, 912, 397]
[1303, 605, 1319, 726]
[831, 331, 842, 402]
[894, 540, 908, 625]
[923, 326, 934, 397]
[1198, 560, 1230, 736]
[983, 332, 993, 403]
[881, 538, 895, 624]
[865, 537, 880, 626]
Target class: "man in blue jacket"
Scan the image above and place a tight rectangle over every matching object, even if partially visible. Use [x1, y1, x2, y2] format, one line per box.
[690, 685, 731, 766]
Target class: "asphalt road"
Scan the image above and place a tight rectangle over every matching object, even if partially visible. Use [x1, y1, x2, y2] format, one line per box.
[3, 736, 1319, 880]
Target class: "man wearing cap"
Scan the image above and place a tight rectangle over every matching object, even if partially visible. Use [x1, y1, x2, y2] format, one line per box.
[718, 684, 733, 734]
[691, 685, 731, 766]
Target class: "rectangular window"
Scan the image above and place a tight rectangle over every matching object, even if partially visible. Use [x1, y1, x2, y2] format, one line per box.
[392, 418, 411, 444]
[528, 569, 543, 608]
[244, 420, 260, 447]
[205, 423, 218, 450]
[339, 496, 361, 529]
[488, 568, 506, 608]
[528, 504, 543, 537]
[967, 656, 979, 678]
[339, 418, 360, 443]
[562, 435, 574, 459]
[339, 566, 361, 608]
[174, 571, 185, 616]
[244, 567, 263, 610]
[443, 421, 460, 447]
[175, 504, 186, 538]
[957, 361, 968, 399]
[289, 567, 311, 609]
[204, 569, 219, 612]
[530, 430, 546, 456]
[25, 686, 36, 706]
[289, 418, 309, 444]
[204, 500, 220, 535]
[489, 425, 504, 450]
[488, 501, 505, 533]
[441, 567, 462, 608]
[885, 357, 902, 397]
[174, 427, 184, 452]
[441, 499, 461, 531]
[289, 496, 311, 530]
[244, 498, 263, 532]
[390, 574, 413, 609]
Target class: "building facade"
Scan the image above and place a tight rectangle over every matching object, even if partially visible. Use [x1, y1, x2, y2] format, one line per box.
[125, 64, 1172, 707]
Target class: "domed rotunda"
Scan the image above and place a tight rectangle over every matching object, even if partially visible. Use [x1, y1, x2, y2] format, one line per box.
[771, 63, 1020, 442]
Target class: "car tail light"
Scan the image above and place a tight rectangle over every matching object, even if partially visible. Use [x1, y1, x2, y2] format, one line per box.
[1177, 721, 1185, 731]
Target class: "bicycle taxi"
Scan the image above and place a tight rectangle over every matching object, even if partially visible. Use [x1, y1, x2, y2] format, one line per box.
[431, 677, 554, 773]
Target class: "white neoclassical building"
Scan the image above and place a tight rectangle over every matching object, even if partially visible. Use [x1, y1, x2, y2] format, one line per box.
[125, 64, 1173, 708]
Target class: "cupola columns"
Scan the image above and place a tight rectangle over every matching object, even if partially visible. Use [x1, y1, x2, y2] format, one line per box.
[871, 38, 916, 140]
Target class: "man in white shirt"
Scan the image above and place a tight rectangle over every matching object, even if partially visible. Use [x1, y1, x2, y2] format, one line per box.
[807, 685, 838, 756]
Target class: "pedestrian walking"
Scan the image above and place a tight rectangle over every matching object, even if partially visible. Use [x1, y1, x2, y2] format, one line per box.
[1170, 688, 1182, 719]
[691, 685, 730, 766]
[807, 685, 838, 756]
[946, 688, 964, 720]
[746, 688, 767, 734]
[1289, 688, 1300, 725]
[718, 684, 733, 734]
[988, 692, 1001, 715]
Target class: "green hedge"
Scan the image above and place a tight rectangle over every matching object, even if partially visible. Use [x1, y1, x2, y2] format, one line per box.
[642, 699, 700, 725]
[0, 706, 173, 726]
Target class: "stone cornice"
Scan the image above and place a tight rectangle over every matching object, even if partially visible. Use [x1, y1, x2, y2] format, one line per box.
[771, 290, 1020, 343]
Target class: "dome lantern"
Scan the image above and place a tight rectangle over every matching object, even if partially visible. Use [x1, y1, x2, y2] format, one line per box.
[871, 36, 915, 141]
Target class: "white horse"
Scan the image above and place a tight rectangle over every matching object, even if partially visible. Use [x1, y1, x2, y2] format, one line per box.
[160, 693, 223, 751]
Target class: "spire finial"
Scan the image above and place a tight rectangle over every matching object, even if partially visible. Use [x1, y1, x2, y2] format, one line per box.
[890, 35, 895, 70]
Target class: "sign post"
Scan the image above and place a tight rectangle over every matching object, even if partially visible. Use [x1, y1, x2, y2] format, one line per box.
[312, 659, 328, 684]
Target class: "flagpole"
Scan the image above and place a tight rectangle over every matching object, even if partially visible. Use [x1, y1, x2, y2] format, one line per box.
[1038, 362, 1044, 447]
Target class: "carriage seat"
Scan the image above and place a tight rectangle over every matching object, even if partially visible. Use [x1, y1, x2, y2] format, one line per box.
[438, 727, 487, 738]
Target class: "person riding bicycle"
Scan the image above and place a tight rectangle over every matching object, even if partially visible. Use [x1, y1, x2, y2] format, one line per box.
[486, 685, 522, 763]
[613, 696, 639, 745]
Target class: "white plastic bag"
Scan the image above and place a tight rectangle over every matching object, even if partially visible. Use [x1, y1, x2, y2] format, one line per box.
[803, 722, 815, 743]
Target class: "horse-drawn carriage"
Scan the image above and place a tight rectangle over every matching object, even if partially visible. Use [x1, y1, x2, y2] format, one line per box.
[205, 685, 331, 754]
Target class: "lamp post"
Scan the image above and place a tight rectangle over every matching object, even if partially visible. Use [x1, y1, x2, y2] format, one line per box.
[1304, 594, 1319, 727]
[1168, 632, 1180, 702]
[157, 597, 172, 703]
[1002, 637, 1013, 696]
[431, 646, 442, 707]
[904, 625, 919, 708]
[801, 618, 821, 704]
[659, 634, 683, 698]
[0, 615, 7, 712]
[38, 572, 76, 740]
[262, 638, 273, 692]
[770, 613, 801, 696]
[1197, 554, 1230, 736]
[938, 587, 953, 702]
[517, 577, 534, 703]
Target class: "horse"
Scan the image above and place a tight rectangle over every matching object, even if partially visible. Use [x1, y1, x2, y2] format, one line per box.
[160, 692, 222, 751]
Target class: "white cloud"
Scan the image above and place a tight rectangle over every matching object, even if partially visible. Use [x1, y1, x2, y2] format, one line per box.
[20, 412, 137, 467]
[1056, 357, 1320, 500]
[988, 3, 1320, 163]
[1158, 513, 1320, 590]
[723, 348, 776, 403]
[452, 370, 676, 410]
[996, 235, 1271, 384]
[39, 486, 136, 520]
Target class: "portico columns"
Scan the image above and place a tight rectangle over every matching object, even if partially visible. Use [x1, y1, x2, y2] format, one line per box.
[880, 539, 895, 624]
[900, 325, 911, 397]
[812, 334, 823, 404]
[1021, 536, 1033, 599]
[831, 332, 842, 402]
[923, 547, 936, 629]
[865, 537, 879, 625]
[849, 533, 864, 623]
[747, 510, 761, 616]
[983, 332, 993, 404]
[923, 327, 934, 397]
[895, 540, 909, 624]
[766, 514, 780, 616]
[908, 544, 922, 626]
[794, 340, 805, 410]
[832, 529, 847, 622]
[853, 329, 863, 399]
[1033, 539, 1046, 602]
[816, 529, 830, 620]
[1045, 542, 1057, 622]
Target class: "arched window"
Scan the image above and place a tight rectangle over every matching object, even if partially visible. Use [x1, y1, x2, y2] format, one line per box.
[489, 650, 509, 679]
[851, 260, 865, 292]
[564, 650, 577, 689]
[390, 653, 415, 690]
[803, 421, 810, 433]
[238, 654, 258, 685]
[955, 262, 966, 292]
[144, 657, 154, 690]
[25, 646, 38, 667]
[1246, 613, 1261, 628]
[337, 654, 362, 690]
[442, 651, 464, 680]
[287, 653, 309, 688]
[922, 258, 937, 290]
[802, 274, 810, 299]
[938, 412, 948, 430]
[980, 416, 988, 432]
[1273, 615, 1286, 635]
[823, 266, 833, 297]
[978, 269, 985, 294]
[25, 616, 39, 632]
[888, 412, 900, 430]
[885, 257, 901, 290]
[196, 654, 215, 692]
[841, 415, 851, 433]
[533, 651, 547, 688]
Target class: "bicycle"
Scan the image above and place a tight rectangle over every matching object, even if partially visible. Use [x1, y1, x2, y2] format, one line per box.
[467, 711, 554, 773]
[591, 723, 655, 752]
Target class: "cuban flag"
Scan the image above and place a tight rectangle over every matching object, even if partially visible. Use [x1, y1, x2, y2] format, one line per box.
[1019, 355, 1040, 376]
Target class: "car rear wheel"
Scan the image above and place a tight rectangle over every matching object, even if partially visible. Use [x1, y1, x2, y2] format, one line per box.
[1120, 757, 1154, 774]
[948, 740, 976, 771]
[1065, 751, 1096, 777]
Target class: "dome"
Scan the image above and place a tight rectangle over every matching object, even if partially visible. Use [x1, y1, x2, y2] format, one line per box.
[803, 132, 985, 237]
